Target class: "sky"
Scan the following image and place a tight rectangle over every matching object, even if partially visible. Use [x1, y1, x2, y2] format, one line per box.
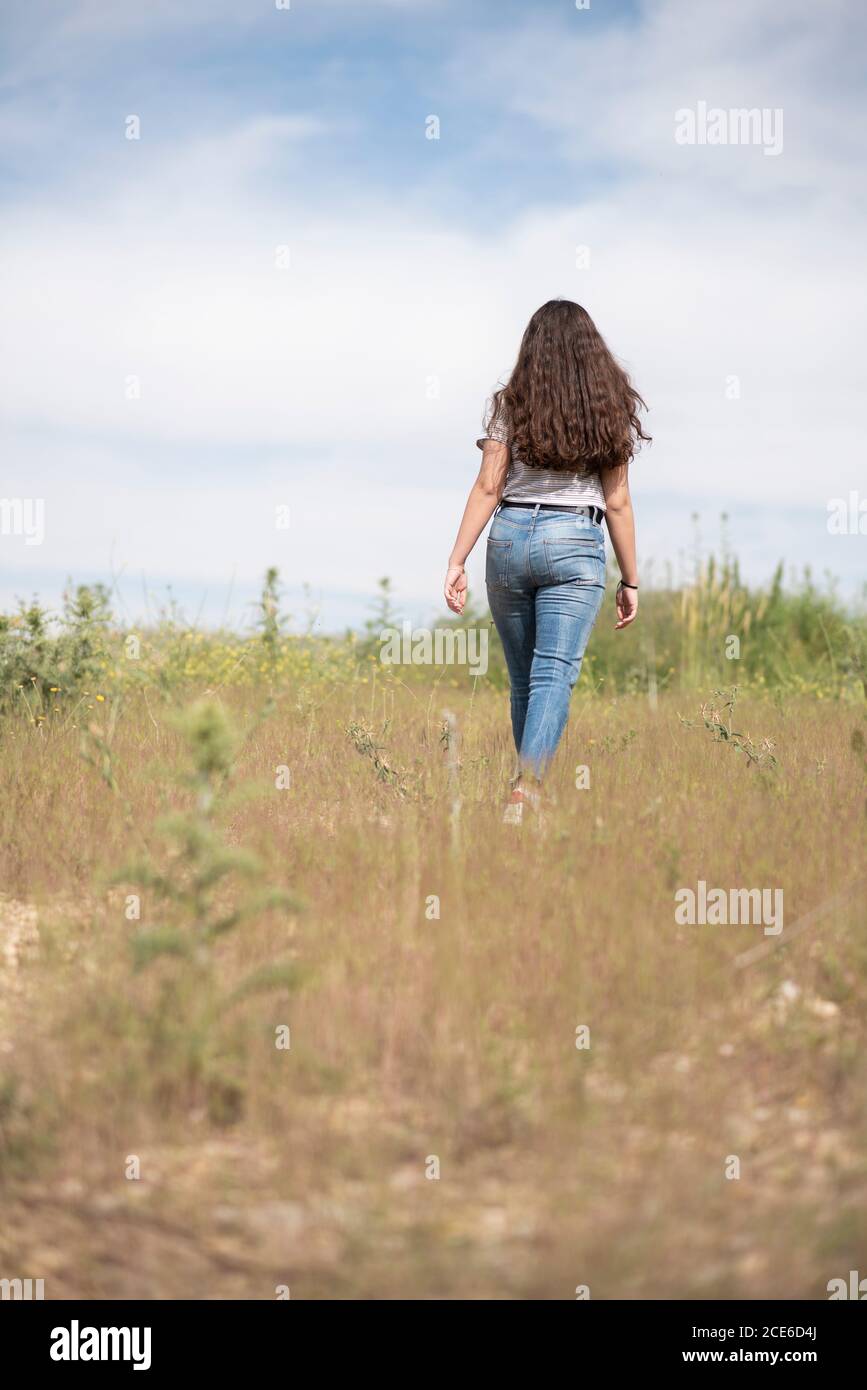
[1, 0, 865, 632]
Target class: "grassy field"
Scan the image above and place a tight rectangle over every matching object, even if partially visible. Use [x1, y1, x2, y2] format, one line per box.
[1, 569, 866, 1299]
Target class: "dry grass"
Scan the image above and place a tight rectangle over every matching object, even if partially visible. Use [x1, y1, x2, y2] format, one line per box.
[1, 677, 866, 1299]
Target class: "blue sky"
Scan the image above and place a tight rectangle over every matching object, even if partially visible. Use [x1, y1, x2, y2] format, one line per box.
[1, 0, 865, 631]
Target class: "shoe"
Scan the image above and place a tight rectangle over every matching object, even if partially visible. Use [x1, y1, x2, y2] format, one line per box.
[503, 789, 524, 825]
[502, 784, 542, 826]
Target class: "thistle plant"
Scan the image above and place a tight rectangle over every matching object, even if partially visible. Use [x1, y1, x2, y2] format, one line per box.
[0, 584, 111, 718]
[118, 698, 298, 973]
[95, 697, 303, 1122]
[679, 686, 778, 769]
[255, 566, 286, 693]
[346, 718, 412, 795]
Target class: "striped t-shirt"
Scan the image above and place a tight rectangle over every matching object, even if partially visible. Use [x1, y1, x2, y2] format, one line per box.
[476, 397, 606, 510]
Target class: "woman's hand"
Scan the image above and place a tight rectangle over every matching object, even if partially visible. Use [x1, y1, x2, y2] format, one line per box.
[444, 447, 507, 615]
[615, 582, 638, 630]
[444, 564, 467, 615]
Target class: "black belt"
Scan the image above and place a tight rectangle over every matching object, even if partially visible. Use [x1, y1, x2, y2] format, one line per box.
[502, 501, 604, 524]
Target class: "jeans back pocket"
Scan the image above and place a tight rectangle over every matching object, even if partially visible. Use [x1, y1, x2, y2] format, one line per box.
[543, 536, 605, 587]
[486, 537, 513, 590]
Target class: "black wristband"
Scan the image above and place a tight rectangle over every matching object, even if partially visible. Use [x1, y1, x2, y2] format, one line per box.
[618, 580, 638, 590]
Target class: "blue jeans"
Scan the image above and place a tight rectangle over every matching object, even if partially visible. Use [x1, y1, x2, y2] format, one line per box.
[486, 504, 606, 779]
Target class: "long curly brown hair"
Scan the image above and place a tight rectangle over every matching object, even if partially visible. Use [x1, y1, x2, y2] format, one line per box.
[487, 300, 650, 472]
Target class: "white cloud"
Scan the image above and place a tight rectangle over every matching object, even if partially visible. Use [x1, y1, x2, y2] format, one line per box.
[1, 0, 864, 622]
[3, 124, 861, 492]
[456, 0, 867, 195]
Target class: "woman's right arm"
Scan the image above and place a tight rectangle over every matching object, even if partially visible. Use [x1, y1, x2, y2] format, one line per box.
[444, 442, 510, 614]
[600, 464, 639, 630]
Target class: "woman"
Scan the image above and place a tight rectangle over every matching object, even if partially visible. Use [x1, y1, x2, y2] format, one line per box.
[444, 300, 648, 822]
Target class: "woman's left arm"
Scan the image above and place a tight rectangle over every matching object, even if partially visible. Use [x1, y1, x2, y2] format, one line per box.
[444, 442, 510, 614]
